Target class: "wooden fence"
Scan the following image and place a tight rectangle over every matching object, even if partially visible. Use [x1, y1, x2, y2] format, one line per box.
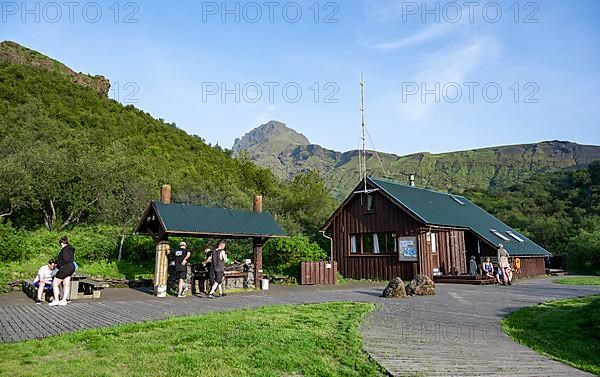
[300, 261, 338, 285]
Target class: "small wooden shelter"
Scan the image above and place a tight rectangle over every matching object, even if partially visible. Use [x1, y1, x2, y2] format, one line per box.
[135, 185, 287, 296]
[321, 177, 550, 282]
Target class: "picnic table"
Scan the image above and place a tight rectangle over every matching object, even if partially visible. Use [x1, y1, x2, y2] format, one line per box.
[22, 274, 110, 301]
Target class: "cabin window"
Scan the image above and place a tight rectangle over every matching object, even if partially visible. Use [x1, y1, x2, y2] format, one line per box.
[430, 233, 437, 253]
[506, 231, 524, 242]
[366, 194, 375, 211]
[349, 233, 397, 255]
[491, 229, 510, 241]
[377, 233, 398, 253]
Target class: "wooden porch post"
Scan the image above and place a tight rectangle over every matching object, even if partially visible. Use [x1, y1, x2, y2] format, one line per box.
[154, 239, 169, 297]
[253, 195, 263, 287]
[155, 184, 172, 297]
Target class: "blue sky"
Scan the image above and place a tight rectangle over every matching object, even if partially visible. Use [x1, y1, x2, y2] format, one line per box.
[2, 0, 599, 155]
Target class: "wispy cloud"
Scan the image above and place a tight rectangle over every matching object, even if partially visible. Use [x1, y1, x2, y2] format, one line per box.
[397, 38, 494, 120]
[360, 3, 472, 50]
[360, 21, 459, 50]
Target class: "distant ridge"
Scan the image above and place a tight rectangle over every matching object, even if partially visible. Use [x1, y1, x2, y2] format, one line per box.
[232, 121, 600, 199]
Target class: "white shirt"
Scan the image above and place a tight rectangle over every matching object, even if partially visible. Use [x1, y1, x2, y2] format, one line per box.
[34, 265, 57, 284]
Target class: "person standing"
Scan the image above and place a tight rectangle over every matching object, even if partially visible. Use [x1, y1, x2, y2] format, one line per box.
[49, 236, 75, 306]
[34, 259, 57, 304]
[469, 256, 478, 276]
[497, 243, 511, 286]
[204, 240, 227, 299]
[169, 241, 191, 297]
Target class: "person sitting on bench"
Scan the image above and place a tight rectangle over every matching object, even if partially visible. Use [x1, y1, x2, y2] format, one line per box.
[482, 257, 494, 279]
[34, 259, 57, 304]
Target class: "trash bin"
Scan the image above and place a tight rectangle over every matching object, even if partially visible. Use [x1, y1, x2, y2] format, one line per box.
[261, 278, 269, 290]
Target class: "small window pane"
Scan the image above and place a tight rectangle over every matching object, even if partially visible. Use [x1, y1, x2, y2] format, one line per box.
[351, 235, 357, 253]
[363, 234, 373, 253]
[431, 233, 437, 253]
[367, 194, 375, 211]
[373, 234, 380, 254]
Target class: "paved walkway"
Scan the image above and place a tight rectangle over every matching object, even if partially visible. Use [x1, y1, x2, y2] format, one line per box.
[1, 277, 599, 376]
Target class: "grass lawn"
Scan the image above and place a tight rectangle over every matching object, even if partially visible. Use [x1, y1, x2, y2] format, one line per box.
[0, 302, 386, 377]
[502, 295, 600, 375]
[553, 276, 600, 286]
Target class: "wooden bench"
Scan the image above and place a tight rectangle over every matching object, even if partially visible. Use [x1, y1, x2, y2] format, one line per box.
[78, 280, 110, 299]
[22, 280, 56, 301]
[433, 275, 496, 285]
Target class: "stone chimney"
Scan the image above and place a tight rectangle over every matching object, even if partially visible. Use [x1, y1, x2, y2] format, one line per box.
[161, 184, 172, 204]
[253, 195, 263, 213]
[409, 175, 415, 187]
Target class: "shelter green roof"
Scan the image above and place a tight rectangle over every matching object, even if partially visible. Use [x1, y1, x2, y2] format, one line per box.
[135, 201, 287, 239]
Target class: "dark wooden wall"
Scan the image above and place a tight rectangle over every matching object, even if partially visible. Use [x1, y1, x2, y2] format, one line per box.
[516, 257, 546, 278]
[330, 189, 424, 281]
[326, 187, 475, 280]
[431, 229, 467, 275]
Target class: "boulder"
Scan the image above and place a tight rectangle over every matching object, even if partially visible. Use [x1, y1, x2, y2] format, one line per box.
[381, 277, 407, 298]
[405, 275, 436, 296]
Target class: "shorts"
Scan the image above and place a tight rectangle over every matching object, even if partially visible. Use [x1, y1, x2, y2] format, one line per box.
[176, 270, 187, 281]
[34, 281, 52, 290]
[209, 269, 224, 285]
[55, 263, 75, 279]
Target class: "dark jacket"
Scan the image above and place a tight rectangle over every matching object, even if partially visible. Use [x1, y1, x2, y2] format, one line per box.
[57, 244, 75, 268]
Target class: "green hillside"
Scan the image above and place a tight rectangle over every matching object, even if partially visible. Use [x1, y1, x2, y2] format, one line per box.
[0, 41, 335, 287]
[233, 121, 600, 199]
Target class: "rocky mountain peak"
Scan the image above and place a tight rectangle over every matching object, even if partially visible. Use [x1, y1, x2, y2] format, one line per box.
[232, 120, 310, 156]
[0, 40, 110, 96]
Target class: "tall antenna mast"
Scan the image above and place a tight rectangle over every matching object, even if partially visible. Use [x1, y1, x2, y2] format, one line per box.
[360, 73, 367, 193]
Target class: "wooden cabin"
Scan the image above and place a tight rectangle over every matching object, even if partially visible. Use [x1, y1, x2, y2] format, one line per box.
[321, 177, 550, 281]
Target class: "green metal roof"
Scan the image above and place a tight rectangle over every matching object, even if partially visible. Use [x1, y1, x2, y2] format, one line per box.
[369, 177, 550, 256]
[138, 201, 287, 238]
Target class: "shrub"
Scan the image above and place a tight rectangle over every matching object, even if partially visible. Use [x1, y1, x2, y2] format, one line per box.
[264, 236, 327, 278]
[0, 220, 27, 261]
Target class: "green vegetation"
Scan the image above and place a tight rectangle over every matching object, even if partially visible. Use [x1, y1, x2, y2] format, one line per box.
[554, 276, 600, 286]
[502, 295, 600, 375]
[0, 302, 386, 377]
[466, 161, 600, 274]
[234, 121, 600, 199]
[264, 235, 327, 278]
[0, 43, 335, 289]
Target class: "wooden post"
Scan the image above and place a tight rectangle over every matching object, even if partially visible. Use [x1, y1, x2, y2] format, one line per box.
[155, 239, 169, 297]
[154, 184, 172, 297]
[253, 238, 263, 287]
[252, 195, 263, 287]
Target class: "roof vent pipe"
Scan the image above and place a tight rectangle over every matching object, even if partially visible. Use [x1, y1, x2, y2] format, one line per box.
[161, 184, 172, 204]
[409, 175, 415, 187]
